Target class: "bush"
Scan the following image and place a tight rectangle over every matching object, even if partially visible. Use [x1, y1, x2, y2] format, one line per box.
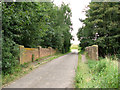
[2, 38, 19, 75]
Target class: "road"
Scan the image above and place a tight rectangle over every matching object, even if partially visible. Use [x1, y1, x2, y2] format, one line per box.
[3, 50, 78, 88]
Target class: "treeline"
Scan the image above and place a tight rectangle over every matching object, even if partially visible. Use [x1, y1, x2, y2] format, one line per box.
[2, 2, 72, 74]
[77, 2, 120, 57]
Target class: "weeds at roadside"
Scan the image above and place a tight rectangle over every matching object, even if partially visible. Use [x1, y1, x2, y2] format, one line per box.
[75, 53, 118, 88]
[87, 58, 118, 88]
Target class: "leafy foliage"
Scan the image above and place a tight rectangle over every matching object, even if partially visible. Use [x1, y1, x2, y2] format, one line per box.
[40, 3, 72, 53]
[2, 2, 72, 74]
[77, 2, 120, 57]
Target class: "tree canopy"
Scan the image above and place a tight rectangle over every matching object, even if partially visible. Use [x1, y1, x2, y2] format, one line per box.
[77, 2, 120, 57]
[2, 2, 72, 74]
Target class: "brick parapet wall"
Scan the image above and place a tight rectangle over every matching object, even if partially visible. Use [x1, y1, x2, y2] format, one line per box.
[19, 45, 56, 64]
[85, 45, 98, 60]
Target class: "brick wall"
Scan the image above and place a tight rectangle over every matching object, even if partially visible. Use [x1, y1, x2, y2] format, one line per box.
[85, 45, 98, 60]
[19, 45, 56, 64]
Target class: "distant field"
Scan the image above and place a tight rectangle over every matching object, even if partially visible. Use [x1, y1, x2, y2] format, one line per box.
[70, 45, 78, 49]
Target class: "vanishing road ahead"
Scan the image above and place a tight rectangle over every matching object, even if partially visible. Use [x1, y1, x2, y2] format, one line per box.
[4, 50, 78, 88]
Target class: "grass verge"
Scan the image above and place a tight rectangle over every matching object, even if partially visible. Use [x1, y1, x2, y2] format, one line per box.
[2, 52, 70, 87]
[75, 53, 119, 88]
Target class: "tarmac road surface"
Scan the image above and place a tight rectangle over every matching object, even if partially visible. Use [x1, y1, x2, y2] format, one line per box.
[4, 50, 78, 88]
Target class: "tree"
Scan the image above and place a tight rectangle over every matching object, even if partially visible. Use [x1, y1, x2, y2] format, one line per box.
[77, 2, 120, 57]
[2, 2, 72, 74]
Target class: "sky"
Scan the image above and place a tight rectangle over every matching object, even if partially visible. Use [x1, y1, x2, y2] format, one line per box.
[53, 0, 91, 45]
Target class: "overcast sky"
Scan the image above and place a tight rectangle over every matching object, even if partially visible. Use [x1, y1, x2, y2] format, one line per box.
[53, 0, 91, 45]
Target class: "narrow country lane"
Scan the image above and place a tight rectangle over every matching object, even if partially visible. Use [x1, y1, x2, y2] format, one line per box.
[3, 50, 78, 88]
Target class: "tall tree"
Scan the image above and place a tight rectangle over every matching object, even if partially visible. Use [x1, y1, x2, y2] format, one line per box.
[77, 2, 120, 57]
[2, 2, 72, 74]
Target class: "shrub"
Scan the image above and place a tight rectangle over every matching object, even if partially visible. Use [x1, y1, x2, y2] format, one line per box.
[2, 38, 19, 75]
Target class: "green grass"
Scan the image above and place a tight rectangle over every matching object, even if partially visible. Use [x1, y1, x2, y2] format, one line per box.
[75, 53, 119, 88]
[88, 58, 118, 88]
[75, 54, 93, 88]
[2, 52, 70, 87]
